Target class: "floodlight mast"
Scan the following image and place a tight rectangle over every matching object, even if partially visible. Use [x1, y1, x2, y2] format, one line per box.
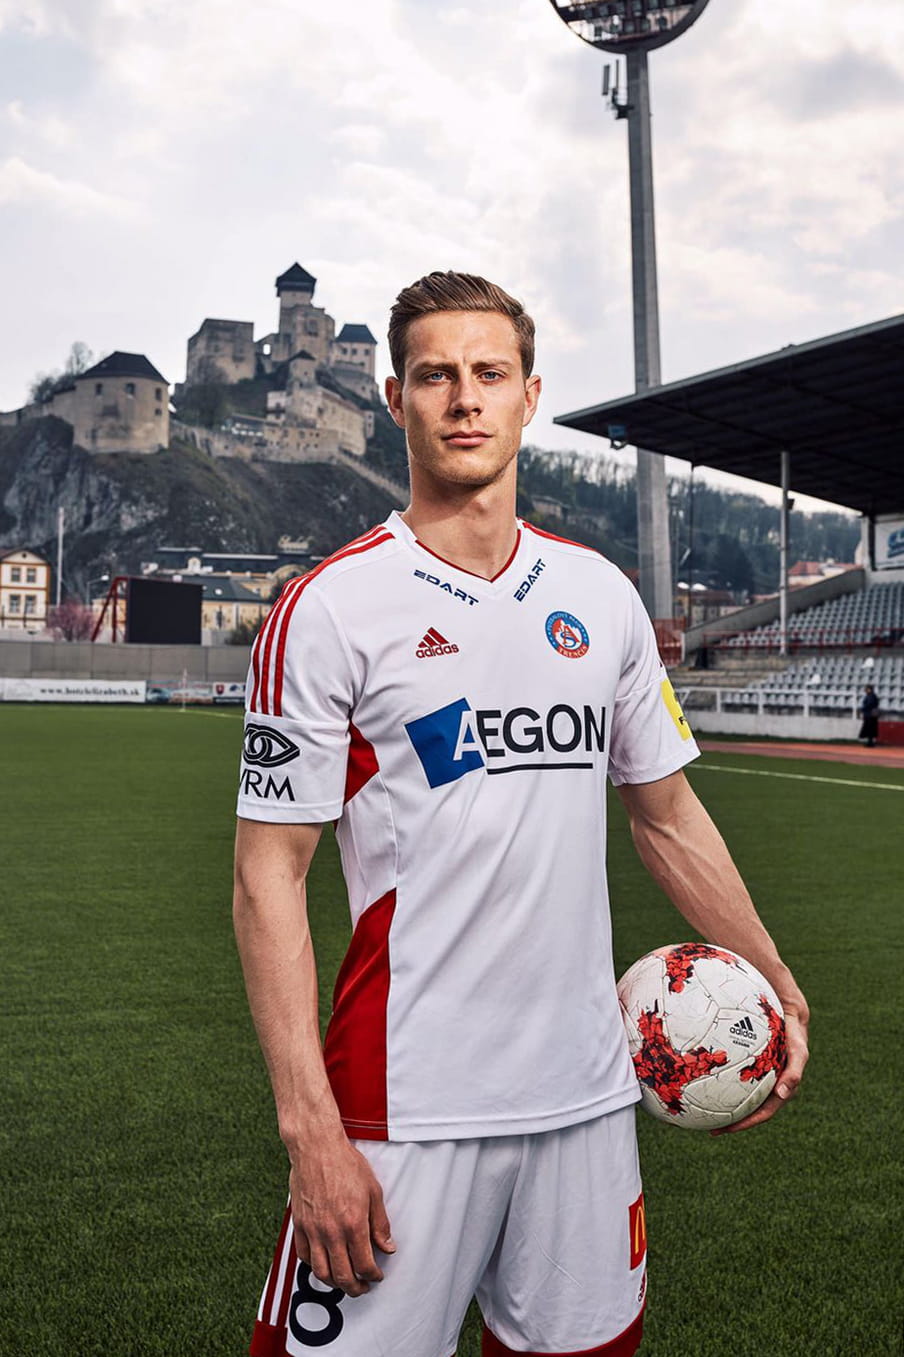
[546, 0, 710, 622]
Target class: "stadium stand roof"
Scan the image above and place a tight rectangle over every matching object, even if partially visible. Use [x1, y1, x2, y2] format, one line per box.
[554, 313, 904, 517]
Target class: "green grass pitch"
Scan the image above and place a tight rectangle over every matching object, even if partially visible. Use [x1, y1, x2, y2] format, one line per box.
[1, 704, 901, 1355]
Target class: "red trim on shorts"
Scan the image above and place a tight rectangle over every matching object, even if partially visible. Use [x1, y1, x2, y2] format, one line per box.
[414, 529, 522, 583]
[480, 1304, 644, 1357]
[323, 888, 397, 1139]
[250, 1203, 299, 1355]
[250, 1319, 284, 1357]
[261, 1206, 292, 1330]
[344, 721, 380, 804]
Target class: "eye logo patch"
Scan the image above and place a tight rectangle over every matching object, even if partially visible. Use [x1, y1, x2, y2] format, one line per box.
[242, 724, 301, 768]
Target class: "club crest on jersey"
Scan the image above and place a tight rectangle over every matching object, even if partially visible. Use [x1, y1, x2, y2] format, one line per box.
[545, 611, 590, 659]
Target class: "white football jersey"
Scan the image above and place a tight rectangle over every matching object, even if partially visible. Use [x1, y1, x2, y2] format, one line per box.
[238, 511, 699, 1141]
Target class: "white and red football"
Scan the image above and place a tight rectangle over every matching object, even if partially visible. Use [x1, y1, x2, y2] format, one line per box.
[617, 943, 786, 1130]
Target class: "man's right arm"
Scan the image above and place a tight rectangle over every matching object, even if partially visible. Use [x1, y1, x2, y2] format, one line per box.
[233, 817, 395, 1295]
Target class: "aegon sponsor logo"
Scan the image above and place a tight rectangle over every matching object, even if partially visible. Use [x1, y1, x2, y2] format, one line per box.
[413, 569, 479, 607]
[514, 557, 545, 601]
[240, 769, 296, 801]
[405, 697, 606, 788]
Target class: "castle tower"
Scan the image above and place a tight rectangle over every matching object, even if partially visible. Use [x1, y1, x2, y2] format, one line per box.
[332, 324, 377, 379]
[272, 263, 334, 367]
[50, 352, 169, 454]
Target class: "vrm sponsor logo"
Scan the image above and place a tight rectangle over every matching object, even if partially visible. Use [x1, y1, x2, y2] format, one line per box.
[514, 557, 545, 601]
[405, 696, 606, 788]
[413, 569, 479, 607]
[240, 769, 296, 801]
[243, 724, 301, 767]
[416, 627, 460, 659]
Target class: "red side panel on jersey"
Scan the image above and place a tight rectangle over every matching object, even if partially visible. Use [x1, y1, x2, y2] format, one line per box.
[344, 721, 380, 804]
[323, 888, 396, 1139]
[481, 1307, 644, 1357]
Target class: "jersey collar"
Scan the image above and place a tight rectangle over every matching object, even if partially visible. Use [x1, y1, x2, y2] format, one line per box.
[386, 510, 527, 592]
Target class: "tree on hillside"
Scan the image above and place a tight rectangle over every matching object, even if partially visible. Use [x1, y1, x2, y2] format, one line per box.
[28, 342, 96, 404]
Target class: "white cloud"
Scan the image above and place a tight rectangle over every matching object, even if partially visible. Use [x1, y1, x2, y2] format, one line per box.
[0, 155, 136, 217]
[0, 0, 900, 516]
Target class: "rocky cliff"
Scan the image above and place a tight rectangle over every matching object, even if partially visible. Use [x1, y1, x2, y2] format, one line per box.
[0, 416, 407, 596]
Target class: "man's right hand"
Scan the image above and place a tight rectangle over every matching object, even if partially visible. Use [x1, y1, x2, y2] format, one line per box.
[289, 1137, 395, 1297]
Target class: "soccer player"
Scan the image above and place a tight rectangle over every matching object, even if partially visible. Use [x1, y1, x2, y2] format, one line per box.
[233, 272, 809, 1357]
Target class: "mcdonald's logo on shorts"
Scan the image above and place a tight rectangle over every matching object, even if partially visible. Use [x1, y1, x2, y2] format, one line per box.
[629, 1192, 647, 1270]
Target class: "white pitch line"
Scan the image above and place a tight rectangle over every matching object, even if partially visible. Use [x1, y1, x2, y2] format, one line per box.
[692, 762, 904, 792]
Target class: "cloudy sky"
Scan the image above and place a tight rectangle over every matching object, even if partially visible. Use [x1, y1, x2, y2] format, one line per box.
[1, 0, 902, 511]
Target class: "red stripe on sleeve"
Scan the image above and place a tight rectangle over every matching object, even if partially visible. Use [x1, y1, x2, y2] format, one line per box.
[251, 575, 305, 714]
[269, 531, 394, 718]
[248, 525, 390, 716]
[323, 889, 396, 1140]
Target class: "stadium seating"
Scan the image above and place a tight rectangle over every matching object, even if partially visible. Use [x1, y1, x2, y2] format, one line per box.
[715, 654, 904, 717]
[723, 581, 904, 650]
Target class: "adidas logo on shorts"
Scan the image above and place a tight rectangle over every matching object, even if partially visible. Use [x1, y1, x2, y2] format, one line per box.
[416, 627, 459, 659]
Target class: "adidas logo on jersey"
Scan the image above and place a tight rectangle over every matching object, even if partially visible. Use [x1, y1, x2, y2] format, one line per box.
[416, 628, 459, 659]
[729, 1015, 757, 1042]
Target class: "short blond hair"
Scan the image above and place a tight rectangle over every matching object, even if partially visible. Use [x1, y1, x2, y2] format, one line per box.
[388, 271, 535, 380]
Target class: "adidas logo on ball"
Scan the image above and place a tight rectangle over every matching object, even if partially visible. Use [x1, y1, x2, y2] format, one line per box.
[729, 1015, 757, 1042]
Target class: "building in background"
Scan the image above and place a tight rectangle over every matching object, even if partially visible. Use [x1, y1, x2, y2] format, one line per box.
[0, 549, 51, 629]
[180, 263, 376, 462]
[9, 353, 169, 454]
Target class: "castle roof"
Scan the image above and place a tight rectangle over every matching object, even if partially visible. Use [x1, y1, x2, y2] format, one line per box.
[276, 263, 316, 294]
[337, 324, 377, 345]
[81, 352, 167, 383]
[201, 578, 262, 603]
[289, 349, 317, 363]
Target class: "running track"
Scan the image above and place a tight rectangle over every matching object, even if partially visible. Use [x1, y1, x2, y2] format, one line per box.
[699, 740, 904, 770]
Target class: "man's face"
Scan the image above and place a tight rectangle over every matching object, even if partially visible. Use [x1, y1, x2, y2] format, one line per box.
[385, 310, 541, 493]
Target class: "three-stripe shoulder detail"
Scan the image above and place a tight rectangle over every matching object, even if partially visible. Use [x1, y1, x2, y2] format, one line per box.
[249, 525, 394, 716]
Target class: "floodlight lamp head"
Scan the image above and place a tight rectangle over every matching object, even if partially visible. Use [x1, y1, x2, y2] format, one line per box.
[546, 0, 710, 54]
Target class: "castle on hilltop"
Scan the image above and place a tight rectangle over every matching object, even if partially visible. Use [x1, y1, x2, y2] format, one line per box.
[0, 263, 380, 463]
[1, 352, 170, 454]
[178, 263, 378, 462]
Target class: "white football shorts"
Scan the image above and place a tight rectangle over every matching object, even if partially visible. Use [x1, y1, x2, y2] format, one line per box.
[250, 1106, 647, 1357]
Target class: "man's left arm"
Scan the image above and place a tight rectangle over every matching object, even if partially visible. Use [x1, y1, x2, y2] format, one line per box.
[616, 768, 810, 1134]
